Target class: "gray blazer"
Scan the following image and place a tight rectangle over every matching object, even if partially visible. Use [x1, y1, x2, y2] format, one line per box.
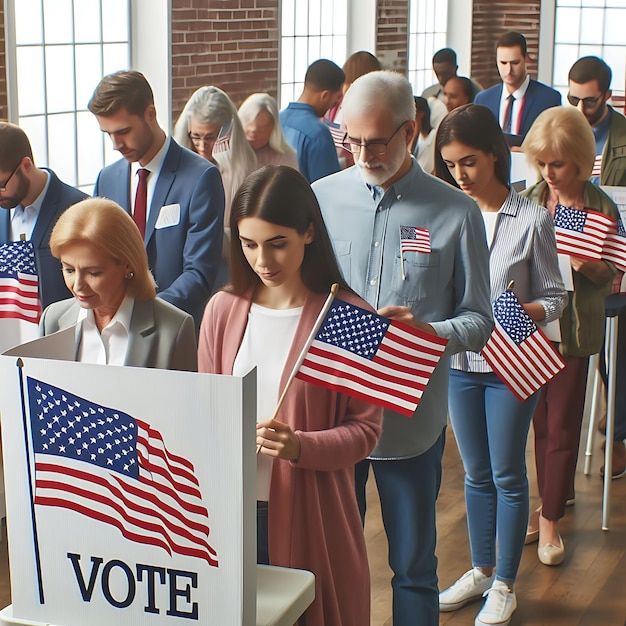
[40, 297, 197, 372]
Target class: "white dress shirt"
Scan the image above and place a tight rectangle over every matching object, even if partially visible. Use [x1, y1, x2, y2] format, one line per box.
[130, 136, 170, 222]
[10, 170, 51, 241]
[76, 295, 134, 365]
[498, 74, 530, 136]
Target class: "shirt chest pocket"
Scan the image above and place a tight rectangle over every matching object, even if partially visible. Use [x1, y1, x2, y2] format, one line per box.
[332, 239, 351, 282]
[393, 250, 440, 304]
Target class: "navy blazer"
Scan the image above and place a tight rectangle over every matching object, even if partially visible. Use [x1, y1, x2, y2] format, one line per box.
[94, 139, 225, 325]
[474, 79, 562, 138]
[0, 169, 88, 310]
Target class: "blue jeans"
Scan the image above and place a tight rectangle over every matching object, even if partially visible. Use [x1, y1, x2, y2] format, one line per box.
[448, 369, 537, 584]
[355, 430, 445, 626]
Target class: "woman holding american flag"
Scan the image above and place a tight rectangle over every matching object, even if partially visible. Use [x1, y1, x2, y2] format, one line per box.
[434, 104, 567, 626]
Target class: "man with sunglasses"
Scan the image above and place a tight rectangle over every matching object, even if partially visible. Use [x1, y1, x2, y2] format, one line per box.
[568, 56, 626, 187]
[569, 56, 626, 481]
[313, 71, 493, 626]
[0, 122, 87, 309]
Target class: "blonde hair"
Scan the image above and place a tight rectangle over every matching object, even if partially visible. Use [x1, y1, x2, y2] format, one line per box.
[522, 106, 596, 181]
[238, 92, 295, 156]
[50, 197, 156, 301]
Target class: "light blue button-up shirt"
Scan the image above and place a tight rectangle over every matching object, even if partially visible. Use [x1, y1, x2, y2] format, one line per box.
[313, 159, 493, 458]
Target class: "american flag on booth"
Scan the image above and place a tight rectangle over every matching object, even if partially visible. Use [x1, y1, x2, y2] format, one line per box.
[400, 225, 431, 254]
[481, 290, 566, 401]
[295, 298, 448, 416]
[553, 204, 616, 261]
[0, 240, 41, 323]
[323, 118, 346, 150]
[602, 212, 626, 272]
[27, 377, 218, 566]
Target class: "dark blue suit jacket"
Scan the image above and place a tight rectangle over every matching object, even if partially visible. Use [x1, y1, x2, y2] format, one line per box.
[0, 169, 87, 309]
[94, 138, 225, 325]
[474, 79, 562, 138]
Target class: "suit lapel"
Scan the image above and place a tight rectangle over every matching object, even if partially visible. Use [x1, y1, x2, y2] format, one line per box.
[145, 141, 179, 244]
[57, 301, 83, 360]
[125, 300, 157, 367]
[30, 169, 59, 250]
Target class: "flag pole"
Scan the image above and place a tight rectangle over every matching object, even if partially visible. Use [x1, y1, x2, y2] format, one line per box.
[401, 255, 406, 281]
[16, 359, 45, 603]
[506, 279, 515, 291]
[256, 283, 339, 454]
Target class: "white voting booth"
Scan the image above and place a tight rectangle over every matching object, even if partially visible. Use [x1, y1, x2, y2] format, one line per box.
[0, 333, 313, 625]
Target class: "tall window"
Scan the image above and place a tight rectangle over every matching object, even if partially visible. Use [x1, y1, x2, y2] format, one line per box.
[280, 0, 348, 109]
[407, 0, 448, 96]
[6, 0, 131, 192]
[552, 0, 626, 99]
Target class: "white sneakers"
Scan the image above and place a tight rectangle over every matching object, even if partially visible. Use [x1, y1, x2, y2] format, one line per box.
[439, 568, 494, 611]
[475, 580, 517, 626]
[439, 569, 517, 626]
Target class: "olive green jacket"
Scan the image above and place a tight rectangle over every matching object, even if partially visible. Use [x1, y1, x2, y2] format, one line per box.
[523, 181, 618, 357]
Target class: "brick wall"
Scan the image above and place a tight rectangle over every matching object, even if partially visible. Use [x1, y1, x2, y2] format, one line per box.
[0, 0, 7, 121]
[376, 0, 409, 74]
[170, 0, 279, 125]
[471, 1, 542, 89]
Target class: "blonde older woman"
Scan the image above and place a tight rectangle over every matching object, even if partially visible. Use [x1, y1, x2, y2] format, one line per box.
[173, 86, 258, 222]
[40, 197, 197, 371]
[238, 93, 299, 170]
[522, 107, 618, 565]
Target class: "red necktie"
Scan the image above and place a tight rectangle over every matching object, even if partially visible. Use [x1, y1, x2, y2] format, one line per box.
[133, 168, 149, 238]
[502, 94, 515, 134]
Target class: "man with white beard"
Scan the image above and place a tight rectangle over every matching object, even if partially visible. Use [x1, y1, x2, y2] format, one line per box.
[312, 70, 493, 626]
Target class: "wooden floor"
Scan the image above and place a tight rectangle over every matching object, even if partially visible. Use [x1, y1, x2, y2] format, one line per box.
[365, 415, 626, 626]
[0, 414, 623, 625]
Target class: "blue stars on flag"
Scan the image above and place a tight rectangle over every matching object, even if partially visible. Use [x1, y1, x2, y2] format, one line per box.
[493, 290, 536, 345]
[28, 378, 139, 479]
[315, 301, 389, 360]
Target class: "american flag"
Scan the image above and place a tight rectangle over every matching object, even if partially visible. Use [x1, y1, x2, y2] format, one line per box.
[602, 212, 626, 272]
[400, 225, 431, 254]
[323, 118, 346, 150]
[211, 133, 230, 155]
[591, 154, 603, 178]
[553, 204, 616, 260]
[0, 240, 41, 323]
[295, 298, 448, 417]
[27, 377, 218, 566]
[481, 290, 566, 401]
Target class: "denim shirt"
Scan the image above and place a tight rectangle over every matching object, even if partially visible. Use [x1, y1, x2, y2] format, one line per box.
[313, 159, 493, 458]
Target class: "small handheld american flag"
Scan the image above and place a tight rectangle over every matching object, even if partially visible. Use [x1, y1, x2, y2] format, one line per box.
[296, 298, 448, 416]
[553, 204, 615, 261]
[481, 290, 565, 401]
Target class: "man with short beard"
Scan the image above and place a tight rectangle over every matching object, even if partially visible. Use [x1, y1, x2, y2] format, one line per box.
[0, 122, 87, 308]
[312, 71, 493, 626]
[568, 56, 626, 186]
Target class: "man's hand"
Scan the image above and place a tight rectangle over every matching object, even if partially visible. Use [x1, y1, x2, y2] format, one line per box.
[377, 305, 437, 335]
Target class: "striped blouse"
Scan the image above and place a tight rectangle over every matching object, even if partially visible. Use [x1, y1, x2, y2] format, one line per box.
[451, 189, 567, 373]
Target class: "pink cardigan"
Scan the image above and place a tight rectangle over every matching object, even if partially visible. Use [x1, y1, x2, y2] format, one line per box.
[199, 288, 382, 626]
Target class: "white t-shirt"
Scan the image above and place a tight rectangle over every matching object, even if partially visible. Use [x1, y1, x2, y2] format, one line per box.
[481, 210, 500, 248]
[233, 303, 303, 501]
[233, 303, 303, 417]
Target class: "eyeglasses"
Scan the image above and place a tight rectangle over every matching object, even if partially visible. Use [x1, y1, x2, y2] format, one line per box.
[188, 133, 217, 147]
[0, 163, 21, 192]
[567, 93, 602, 108]
[342, 121, 410, 157]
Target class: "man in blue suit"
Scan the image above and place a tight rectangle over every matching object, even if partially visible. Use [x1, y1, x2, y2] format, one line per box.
[0, 122, 87, 309]
[475, 32, 561, 140]
[88, 71, 224, 326]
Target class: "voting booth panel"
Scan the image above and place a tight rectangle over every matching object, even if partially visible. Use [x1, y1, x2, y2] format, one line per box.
[0, 356, 257, 626]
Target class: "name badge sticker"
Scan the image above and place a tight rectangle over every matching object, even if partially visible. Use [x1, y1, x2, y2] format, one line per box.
[155, 203, 181, 229]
